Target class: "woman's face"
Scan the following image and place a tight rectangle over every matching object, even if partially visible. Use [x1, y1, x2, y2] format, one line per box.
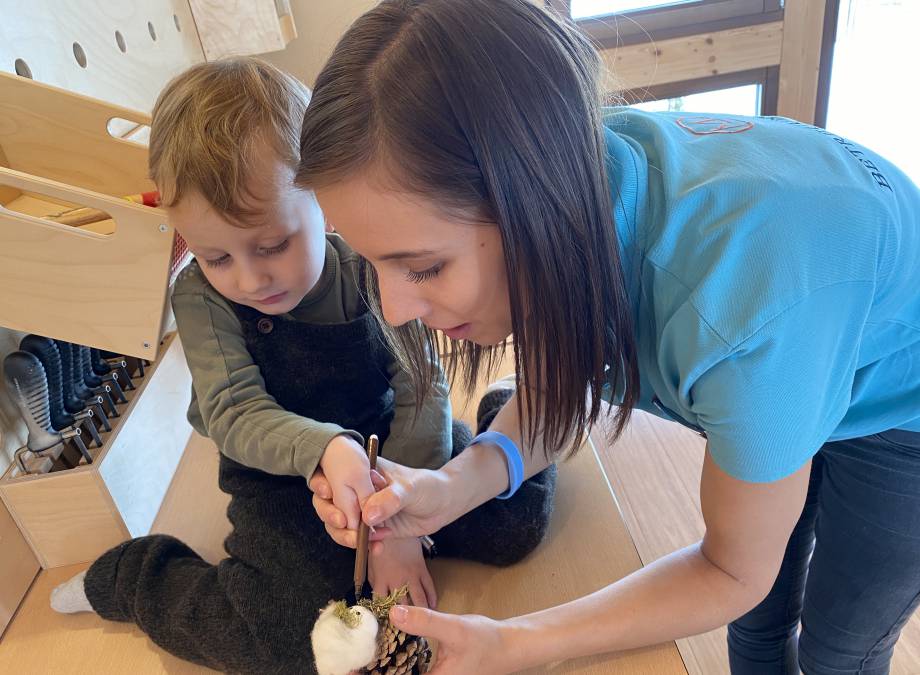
[315, 171, 513, 345]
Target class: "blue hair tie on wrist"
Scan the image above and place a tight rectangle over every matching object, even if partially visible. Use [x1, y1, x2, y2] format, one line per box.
[470, 431, 524, 500]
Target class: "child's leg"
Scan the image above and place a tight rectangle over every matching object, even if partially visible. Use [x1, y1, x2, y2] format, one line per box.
[434, 386, 557, 566]
[73, 457, 354, 675]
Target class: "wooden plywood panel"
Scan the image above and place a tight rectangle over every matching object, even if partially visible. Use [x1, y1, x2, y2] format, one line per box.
[0, 467, 129, 569]
[0, 72, 152, 197]
[600, 21, 783, 93]
[0, 168, 173, 359]
[0, 0, 204, 113]
[0, 327, 28, 472]
[100, 335, 192, 537]
[189, 0, 288, 60]
[0, 563, 218, 673]
[150, 432, 231, 565]
[0, 497, 39, 637]
[432, 442, 687, 674]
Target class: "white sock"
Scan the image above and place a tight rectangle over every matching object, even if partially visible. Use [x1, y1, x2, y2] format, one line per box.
[485, 373, 517, 394]
[50, 570, 94, 614]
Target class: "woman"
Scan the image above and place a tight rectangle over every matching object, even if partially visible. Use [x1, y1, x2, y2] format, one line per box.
[298, 1, 920, 673]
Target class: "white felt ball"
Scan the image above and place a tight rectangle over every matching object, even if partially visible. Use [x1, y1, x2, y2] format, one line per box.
[311, 603, 379, 675]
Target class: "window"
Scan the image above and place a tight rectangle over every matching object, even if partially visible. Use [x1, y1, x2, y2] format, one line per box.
[825, 0, 919, 183]
[571, 0, 697, 20]
[631, 83, 760, 116]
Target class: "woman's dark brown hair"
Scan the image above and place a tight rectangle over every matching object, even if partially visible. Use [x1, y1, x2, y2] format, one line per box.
[297, 0, 639, 456]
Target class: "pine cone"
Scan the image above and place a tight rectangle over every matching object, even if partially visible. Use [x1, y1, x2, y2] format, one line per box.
[362, 617, 431, 675]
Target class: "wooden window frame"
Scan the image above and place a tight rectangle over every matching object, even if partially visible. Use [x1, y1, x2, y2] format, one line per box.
[545, 0, 838, 121]
[549, 0, 782, 46]
[624, 66, 779, 115]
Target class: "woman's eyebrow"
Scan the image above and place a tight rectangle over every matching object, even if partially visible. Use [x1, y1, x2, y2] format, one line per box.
[378, 249, 440, 262]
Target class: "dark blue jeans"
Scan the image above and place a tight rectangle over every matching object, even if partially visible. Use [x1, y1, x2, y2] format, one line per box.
[727, 430, 920, 675]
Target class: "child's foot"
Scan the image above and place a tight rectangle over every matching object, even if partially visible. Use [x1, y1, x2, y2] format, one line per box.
[476, 374, 516, 434]
[50, 570, 93, 614]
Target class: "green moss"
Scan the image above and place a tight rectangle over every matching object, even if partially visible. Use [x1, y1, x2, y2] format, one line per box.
[358, 585, 409, 620]
[332, 600, 361, 629]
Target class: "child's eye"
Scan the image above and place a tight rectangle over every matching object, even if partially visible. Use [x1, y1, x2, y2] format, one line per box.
[261, 239, 290, 256]
[405, 263, 443, 284]
[204, 254, 231, 268]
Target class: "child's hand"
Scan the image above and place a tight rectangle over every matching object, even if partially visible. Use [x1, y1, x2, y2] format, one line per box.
[369, 537, 436, 610]
[316, 434, 375, 532]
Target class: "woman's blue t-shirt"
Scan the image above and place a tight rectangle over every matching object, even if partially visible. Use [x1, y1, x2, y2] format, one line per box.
[602, 108, 920, 482]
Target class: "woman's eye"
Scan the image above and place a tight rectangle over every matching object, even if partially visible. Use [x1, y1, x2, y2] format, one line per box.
[405, 263, 443, 284]
[262, 239, 290, 256]
[204, 254, 231, 268]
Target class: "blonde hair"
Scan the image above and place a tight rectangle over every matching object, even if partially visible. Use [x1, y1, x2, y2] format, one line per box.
[149, 57, 311, 223]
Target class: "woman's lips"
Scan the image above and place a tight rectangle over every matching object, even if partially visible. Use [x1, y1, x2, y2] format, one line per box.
[441, 323, 472, 340]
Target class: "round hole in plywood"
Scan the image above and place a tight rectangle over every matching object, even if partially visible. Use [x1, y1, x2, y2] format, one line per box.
[73, 42, 87, 68]
[148, 21, 157, 41]
[173, 14, 181, 32]
[14, 58, 32, 78]
[115, 30, 126, 52]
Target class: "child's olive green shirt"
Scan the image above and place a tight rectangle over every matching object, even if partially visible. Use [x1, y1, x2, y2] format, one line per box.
[171, 234, 453, 481]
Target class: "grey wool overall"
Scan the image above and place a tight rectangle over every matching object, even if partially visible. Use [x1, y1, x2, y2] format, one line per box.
[83, 303, 556, 674]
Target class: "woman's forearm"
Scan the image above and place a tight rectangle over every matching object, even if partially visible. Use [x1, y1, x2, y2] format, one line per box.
[488, 390, 557, 479]
[438, 390, 556, 522]
[438, 440, 512, 520]
[500, 542, 766, 672]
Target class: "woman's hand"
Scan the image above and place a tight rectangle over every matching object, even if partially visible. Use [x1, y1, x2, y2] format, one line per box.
[310, 457, 458, 549]
[388, 605, 514, 675]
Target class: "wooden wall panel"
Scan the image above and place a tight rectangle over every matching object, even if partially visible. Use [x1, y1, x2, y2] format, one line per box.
[0, 0, 204, 113]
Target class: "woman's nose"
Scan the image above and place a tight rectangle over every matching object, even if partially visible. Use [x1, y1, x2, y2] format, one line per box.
[378, 275, 429, 327]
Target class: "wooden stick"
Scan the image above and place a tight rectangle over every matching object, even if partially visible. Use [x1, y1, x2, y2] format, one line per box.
[354, 434, 379, 599]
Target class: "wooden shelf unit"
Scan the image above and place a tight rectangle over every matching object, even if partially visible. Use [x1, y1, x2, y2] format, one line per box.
[0, 71, 186, 360]
[0, 333, 192, 569]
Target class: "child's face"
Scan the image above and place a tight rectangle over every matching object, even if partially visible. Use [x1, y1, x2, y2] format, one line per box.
[170, 154, 327, 316]
[315, 169, 512, 346]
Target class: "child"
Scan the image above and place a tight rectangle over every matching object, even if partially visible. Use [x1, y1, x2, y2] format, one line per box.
[50, 58, 555, 674]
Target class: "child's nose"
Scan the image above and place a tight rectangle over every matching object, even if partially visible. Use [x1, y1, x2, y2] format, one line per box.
[236, 262, 270, 295]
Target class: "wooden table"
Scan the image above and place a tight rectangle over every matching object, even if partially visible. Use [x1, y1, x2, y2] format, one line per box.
[432, 440, 686, 674]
